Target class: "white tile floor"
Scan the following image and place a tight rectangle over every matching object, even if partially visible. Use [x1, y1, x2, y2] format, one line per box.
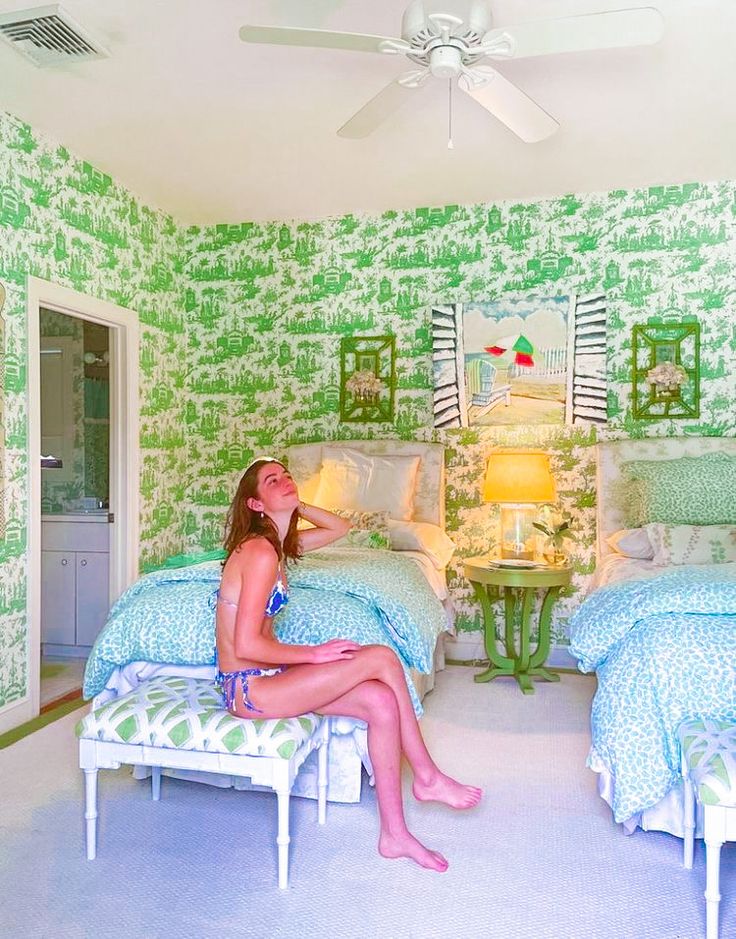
[40, 657, 86, 707]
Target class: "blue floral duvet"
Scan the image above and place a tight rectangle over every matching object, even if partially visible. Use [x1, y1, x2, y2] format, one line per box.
[569, 565, 736, 824]
[83, 548, 447, 715]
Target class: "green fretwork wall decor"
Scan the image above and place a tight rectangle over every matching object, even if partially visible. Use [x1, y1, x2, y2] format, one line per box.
[340, 335, 395, 423]
[631, 317, 701, 420]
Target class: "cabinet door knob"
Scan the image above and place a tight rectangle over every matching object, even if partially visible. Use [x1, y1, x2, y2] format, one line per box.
[61, 558, 68, 566]
[80, 559, 88, 567]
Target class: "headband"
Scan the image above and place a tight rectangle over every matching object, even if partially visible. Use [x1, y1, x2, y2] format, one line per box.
[243, 455, 281, 473]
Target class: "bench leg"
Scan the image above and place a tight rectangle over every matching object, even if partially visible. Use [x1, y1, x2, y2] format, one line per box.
[84, 768, 98, 861]
[683, 775, 695, 869]
[704, 835, 722, 939]
[317, 722, 329, 826]
[275, 784, 291, 889]
[151, 766, 162, 801]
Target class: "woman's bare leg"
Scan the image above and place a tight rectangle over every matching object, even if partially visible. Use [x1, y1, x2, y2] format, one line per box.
[318, 681, 448, 873]
[244, 646, 481, 809]
[345, 647, 482, 810]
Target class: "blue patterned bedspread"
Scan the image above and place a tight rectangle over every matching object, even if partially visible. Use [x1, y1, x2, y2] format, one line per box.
[83, 548, 446, 715]
[569, 565, 736, 823]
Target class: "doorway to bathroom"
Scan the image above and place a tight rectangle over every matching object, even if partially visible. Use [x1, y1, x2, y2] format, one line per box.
[39, 312, 111, 706]
[26, 278, 139, 724]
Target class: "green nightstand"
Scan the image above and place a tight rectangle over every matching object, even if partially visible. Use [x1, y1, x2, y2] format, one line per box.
[464, 557, 572, 695]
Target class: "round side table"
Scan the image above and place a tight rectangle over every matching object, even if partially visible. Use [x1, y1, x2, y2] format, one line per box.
[463, 556, 572, 695]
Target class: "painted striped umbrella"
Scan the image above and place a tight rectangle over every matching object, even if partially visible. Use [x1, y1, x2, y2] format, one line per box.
[484, 333, 535, 367]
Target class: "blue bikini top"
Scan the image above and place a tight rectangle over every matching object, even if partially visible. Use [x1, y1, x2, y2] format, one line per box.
[217, 563, 288, 618]
[264, 568, 288, 617]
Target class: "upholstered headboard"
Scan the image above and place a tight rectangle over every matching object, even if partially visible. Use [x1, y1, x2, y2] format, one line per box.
[596, 436, 736, 558]
[284, 440, 446, 528]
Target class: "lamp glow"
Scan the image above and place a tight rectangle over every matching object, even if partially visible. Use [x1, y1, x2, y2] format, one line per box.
[484, 450, 556, 560]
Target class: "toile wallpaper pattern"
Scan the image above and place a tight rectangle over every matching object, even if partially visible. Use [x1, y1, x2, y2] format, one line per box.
[1, 105, 735, 710]
[0, 111, 188, 708]
[182, 181, 736, 637]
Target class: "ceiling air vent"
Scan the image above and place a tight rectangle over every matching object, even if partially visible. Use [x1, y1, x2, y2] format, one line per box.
[0, 4, 108, 67]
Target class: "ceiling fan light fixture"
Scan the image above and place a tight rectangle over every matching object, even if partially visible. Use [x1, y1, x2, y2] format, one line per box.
[429, 44, 462, 78]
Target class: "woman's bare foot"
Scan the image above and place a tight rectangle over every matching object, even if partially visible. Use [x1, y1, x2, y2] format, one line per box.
[379, 831, 449, 872]
[413, 772, 483, 809]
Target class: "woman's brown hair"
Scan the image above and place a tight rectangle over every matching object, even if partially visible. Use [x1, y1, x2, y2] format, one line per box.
[223, 459, 302, 564]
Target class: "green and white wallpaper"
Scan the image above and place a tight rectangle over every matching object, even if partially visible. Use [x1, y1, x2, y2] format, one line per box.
[2, 104, 736, 712]
[182, 182, 736, 636]
[0, 111, 188, 709]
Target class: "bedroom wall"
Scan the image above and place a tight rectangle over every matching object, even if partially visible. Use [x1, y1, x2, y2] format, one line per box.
[184, 180, 736, 641]
[0, 111, 189, 711]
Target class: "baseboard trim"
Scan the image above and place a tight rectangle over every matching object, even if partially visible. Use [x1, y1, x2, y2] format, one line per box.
[444, 634, 579, 671]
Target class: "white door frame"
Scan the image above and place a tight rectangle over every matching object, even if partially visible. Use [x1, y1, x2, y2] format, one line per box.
[21, 276, 139, 728]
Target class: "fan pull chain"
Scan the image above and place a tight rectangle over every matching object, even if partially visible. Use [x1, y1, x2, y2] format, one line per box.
[447, 79, 454, 149]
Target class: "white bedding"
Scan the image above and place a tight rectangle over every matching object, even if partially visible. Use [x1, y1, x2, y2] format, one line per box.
[588, 553, 662, 591]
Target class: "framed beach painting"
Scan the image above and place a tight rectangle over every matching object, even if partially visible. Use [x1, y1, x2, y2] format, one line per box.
[431, 294, 608, 429]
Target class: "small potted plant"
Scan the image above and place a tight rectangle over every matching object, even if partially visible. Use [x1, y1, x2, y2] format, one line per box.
[533, 514, 573, 565]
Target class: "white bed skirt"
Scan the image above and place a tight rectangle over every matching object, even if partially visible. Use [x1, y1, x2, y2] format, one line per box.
[590, 751, 705, 839]
[102, 636, 447, 803]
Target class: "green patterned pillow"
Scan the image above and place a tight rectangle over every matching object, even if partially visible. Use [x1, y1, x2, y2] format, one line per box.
[76, 676, 323, 760]
[331, 509, 391, 550]
[621, 453, 736, 527]
[646, 522, 736, 566]
[679, 718, 736, 807]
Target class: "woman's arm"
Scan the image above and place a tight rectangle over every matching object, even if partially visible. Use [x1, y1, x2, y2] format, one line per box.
[232, 540, 358, 664]
[297, 502, 351, 552]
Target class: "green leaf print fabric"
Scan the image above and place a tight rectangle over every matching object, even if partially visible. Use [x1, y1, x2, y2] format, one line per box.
[621, 453, 736, 527]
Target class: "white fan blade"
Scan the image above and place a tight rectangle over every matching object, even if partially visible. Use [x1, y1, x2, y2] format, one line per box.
[467, 0, 492, 39]
[239, 25, 394, 54]
[338, 79, 420, 138]
[482, 7, 664, 60]
[401, 0, 427, 41]
[459, 70, 559, 142]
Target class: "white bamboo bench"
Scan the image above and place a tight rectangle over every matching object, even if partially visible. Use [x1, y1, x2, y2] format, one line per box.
[77, 675, 329, 888]
[679, 717, 736, 939]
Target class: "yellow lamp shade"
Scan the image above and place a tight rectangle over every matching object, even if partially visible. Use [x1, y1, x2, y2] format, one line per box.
[483, 450, 556, 504]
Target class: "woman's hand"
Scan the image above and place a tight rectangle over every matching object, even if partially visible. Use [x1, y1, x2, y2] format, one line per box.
[310, 638, 362, 664]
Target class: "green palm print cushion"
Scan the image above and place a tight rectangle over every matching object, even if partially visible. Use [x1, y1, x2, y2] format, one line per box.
[679, 718, 736, 807]
[76, 676, 323, 760]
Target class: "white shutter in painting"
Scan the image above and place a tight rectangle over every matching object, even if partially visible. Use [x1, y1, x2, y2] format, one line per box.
[566, 293, 607, 424]
[432, 304, 467, 428]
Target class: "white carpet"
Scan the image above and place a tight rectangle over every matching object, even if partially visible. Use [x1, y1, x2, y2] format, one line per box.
[1, 667, 733, 939]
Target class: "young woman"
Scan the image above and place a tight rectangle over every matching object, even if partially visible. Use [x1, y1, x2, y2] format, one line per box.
[216, 457, 482, 872]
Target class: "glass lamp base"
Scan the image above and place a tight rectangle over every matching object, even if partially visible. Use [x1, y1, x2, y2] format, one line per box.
[499, 505, 536, 561]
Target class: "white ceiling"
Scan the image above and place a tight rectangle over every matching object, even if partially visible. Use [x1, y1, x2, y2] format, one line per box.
[0, 0, 734, 224]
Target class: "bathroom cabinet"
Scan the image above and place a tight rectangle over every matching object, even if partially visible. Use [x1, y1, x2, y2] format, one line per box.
[41, 515, 110, 654]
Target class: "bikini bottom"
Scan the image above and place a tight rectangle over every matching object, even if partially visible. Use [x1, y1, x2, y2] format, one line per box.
[215, 665, 285, 714]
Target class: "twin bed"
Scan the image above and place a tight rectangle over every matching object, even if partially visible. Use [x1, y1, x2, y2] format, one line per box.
[84, 431, 736, 836]
[570, 436, 736, 836]
[82, 439, 455, 803]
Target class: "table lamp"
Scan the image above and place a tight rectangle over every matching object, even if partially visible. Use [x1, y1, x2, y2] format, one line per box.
[483, 450, 556, 560]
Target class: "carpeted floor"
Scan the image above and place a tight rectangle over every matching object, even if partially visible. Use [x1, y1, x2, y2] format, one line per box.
[0, 667, 732, 939]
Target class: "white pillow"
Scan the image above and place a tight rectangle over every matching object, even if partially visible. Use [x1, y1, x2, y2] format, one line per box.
[387, 520, 456, 570]
[645, 522, 736, 566]
[314, 448, 420, 522]
[606, 527, 654, 560]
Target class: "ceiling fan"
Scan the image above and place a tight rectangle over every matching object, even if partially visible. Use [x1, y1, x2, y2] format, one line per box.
[240, 1, 664, 144]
